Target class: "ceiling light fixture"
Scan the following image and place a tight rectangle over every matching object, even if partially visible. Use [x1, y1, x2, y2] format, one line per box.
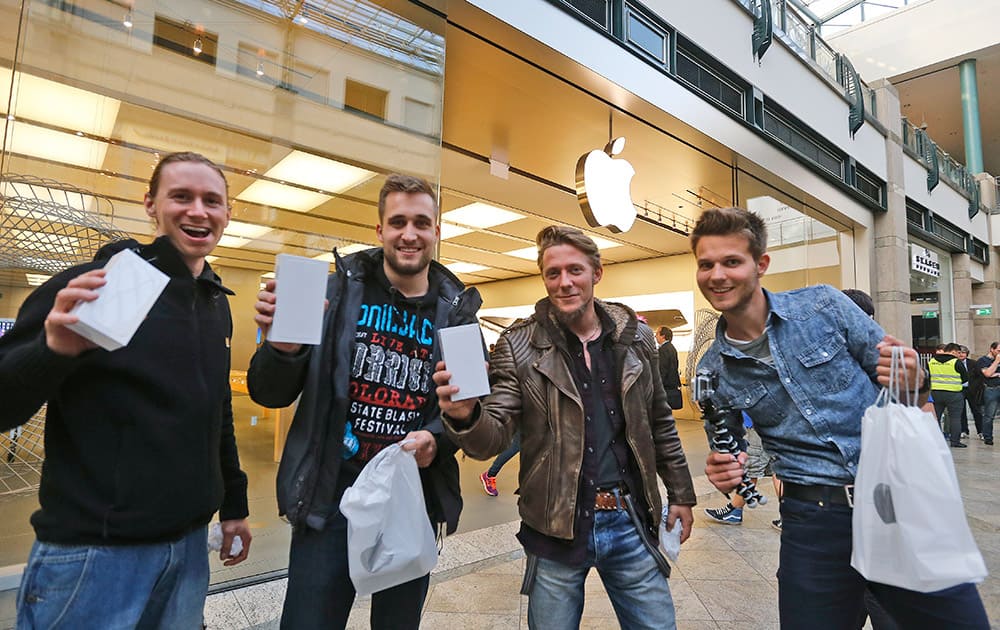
[123, 12, 133, 28]
[216, 220, 271, 248]
[442, 202, 524, 229]
[256, 61, 265, 76]
[0, 71, 121, 170]
[440, 222, 472, 240]
[445, 262, 490, 274]
[312, 243, 374, 262]
[193, 37, 203, 55]
[236, 150, 376, 212]
[504, 235, 621, 261]
[25, 273, 53, 286]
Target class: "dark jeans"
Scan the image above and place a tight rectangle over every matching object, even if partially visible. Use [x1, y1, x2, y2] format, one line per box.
[778, 496, 988, 630]
[932, 390, 966, 444]
[980, 387, 1000, 441]
[281, 509, 429, 629]
[962, 388, 983, 435]
[488, 432, 521, 477]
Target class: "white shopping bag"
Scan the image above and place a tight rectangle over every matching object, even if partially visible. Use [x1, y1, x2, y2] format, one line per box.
[339, 441, 438, 596]
[851, 348, 987, 592]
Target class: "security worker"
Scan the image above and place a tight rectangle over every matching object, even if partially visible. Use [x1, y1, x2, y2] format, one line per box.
[928, 342, 968, 447]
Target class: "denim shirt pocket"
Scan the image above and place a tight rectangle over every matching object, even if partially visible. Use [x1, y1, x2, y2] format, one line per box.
[730, 382, 786, 428]
[796, 332, 852, 395]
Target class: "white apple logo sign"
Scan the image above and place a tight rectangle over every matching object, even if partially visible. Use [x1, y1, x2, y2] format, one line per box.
[575, 136, 636, 233]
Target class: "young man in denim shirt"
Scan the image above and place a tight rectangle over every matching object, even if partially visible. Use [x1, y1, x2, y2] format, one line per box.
[693, 207, 988, 629]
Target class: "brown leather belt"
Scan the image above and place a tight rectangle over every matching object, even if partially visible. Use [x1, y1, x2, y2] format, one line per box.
[594, 490, 627, 510]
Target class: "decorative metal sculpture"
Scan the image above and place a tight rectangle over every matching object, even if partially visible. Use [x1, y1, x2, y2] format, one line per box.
[0, 174, 128, 495]
[0, 174, 128, 276]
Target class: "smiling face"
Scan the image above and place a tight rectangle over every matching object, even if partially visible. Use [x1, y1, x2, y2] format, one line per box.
[541, 243, 603, 326]
[144, 160, 230, 276]
[695, 233, 770, 320]
[377, 191, 439, 280]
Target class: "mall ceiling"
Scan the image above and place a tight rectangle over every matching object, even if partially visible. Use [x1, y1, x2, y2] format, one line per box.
[892, 44, 1000, 177]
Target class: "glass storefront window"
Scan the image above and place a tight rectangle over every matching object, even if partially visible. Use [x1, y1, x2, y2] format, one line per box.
[1, 0, 445, 586]
[737, 172, 856, 292]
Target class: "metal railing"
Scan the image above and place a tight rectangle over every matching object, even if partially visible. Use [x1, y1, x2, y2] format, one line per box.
[901, 117, 975, 198]
[735, 0, 878, 118]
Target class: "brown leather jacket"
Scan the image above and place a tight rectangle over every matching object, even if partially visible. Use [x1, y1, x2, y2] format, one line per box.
[443, 299, 696, 540]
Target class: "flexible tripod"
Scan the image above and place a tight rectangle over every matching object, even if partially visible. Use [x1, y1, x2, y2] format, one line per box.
[694, 370, 767, 508]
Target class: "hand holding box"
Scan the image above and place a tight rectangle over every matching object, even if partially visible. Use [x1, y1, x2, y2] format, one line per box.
[66, 248, 170, 351]
[267, 254, 329, 346]
[437, 323, 490, 401]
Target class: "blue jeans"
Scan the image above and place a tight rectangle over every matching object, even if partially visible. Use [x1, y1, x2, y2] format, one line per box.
[980, 387, 1000, 441]
[16, 526, 209, 630]
[526, 509, 675, 630]
[487, 432, 521, 477]
[281, 508, 429, 629]
[778, 497, 988, 630]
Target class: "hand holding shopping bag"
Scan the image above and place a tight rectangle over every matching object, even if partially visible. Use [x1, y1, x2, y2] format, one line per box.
[851, 347, 987, 592]
[339, 440, 438, 596]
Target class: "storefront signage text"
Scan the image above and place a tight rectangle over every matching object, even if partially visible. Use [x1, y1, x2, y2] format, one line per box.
[910, 245, 941, 278]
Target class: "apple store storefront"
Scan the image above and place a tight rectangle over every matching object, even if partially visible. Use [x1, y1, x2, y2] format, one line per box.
[0, 0, 862, 589]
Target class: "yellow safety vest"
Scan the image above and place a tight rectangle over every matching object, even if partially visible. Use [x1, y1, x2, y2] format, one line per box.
[927, 357, 963, 392]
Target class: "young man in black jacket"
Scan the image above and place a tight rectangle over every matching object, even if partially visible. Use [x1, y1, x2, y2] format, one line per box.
[0, 152, 251, 629]
[249, 174, 481, 629]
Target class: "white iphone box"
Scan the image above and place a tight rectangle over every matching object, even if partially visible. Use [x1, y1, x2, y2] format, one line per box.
[268, 253, 328, 345]
[437, 323, 490, 401]
[66, 248, 170, 351]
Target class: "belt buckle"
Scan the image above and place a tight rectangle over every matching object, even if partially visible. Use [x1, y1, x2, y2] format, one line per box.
[844, 484, 854, 508]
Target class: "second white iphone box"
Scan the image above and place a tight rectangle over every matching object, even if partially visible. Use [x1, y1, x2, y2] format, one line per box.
[437, 323, 489, 401]
[268, 253, 329, 345]
[66, 248, 170, 351]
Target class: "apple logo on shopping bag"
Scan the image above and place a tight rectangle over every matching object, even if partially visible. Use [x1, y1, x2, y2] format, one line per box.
[874, 483, 897, 524]
[361, 531, 394, 572]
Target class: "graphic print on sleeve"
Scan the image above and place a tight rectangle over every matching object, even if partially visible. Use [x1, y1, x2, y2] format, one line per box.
[348, 296, 435, 464]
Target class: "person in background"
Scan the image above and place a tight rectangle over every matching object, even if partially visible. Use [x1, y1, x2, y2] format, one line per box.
[656, 326, 684, 411]
[957, 345, 983, 439]
[928, 343, 969, 447]
[0, 152, 251, 629]
[480, 433, 521, 496]
[976, 342, 1000, 446]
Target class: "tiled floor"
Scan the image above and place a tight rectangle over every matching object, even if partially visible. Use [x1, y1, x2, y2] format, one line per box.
[4, 413, 1000, 629]
[194, 434, 1000, 630]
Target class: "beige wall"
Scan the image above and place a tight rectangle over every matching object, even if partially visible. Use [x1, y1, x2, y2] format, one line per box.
[0, 286, 33, 320]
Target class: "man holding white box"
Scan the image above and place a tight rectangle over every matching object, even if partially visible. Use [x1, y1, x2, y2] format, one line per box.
[248, 174, 482, 629]
[433, 226, 696, 630]
[0, 152, 251, 629]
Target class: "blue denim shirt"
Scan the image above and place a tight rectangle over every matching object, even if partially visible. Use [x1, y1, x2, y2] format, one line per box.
[698, 285, 884, 486]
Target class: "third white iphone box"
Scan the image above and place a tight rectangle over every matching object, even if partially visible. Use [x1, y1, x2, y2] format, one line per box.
[268, 253, 328, 345]
[437, 323, 489, 401]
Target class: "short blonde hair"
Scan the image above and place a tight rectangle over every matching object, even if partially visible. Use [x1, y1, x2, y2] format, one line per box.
[535, 225, 601, 271]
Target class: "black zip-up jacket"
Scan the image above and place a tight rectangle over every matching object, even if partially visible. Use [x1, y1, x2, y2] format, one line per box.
[0, 237, 249, 544]
[247, 248, 482, 534]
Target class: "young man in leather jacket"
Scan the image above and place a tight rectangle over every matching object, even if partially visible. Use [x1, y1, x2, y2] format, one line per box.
[434, 225, 695, 630]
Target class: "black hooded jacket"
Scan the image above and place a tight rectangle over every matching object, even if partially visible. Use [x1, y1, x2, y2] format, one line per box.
[247, 247, 482, 534]
[0, 237, 249, 544]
